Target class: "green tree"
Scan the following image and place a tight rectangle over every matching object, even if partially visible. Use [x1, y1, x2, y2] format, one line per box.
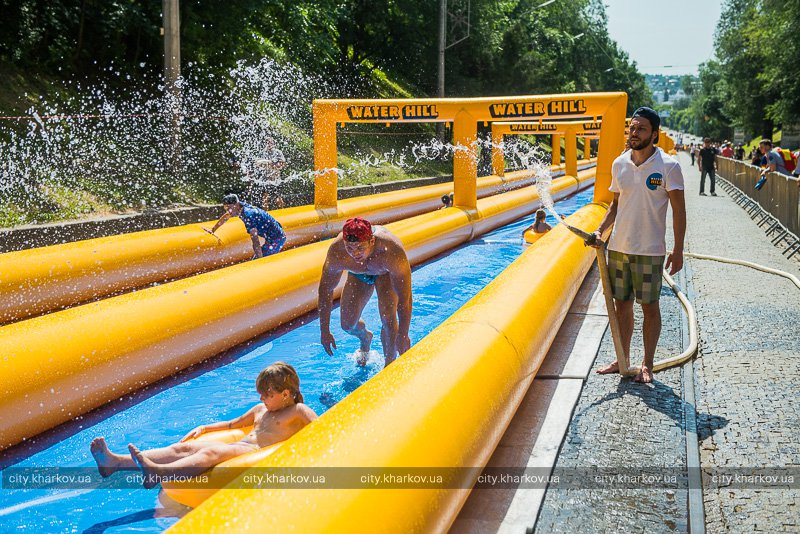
[443, 0, 651, 109]
[757, 0, 800, 127]
[0, 0, 654, 111]
[714, 0, 779, 137]
[680, 74, 695, 97]
[692, 60, 733, 140]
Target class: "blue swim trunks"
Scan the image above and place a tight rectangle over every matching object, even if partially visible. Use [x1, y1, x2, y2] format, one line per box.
[348, 272, 377, 285]
[261, 235, 286, 256]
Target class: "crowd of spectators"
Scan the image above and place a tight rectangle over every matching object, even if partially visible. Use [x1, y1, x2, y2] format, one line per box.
[683, 137, 799, 182]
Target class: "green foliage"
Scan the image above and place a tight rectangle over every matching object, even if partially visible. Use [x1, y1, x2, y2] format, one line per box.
[659, 61, 733, 140]
[442, 0, 652, 109]
[759, 0, 800, 126]
[696, 60, 734, 140]
[656, 1, 797, 142]
[0, 0, 658, 225]
[0, 0, 162, 78]
[714, 0, 773, 137]
[713, 0, 799, 138]
[0, 0, 651, 101]
[680, 75, 695, 97]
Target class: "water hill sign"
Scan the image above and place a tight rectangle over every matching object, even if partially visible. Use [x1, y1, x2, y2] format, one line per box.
[489, 99, 587, 119]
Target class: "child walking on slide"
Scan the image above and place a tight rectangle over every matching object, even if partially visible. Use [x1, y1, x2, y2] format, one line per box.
[90, 362, 317, 488]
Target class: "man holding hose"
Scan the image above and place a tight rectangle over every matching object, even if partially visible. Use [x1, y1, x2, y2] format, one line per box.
[586, 107, 686, 383]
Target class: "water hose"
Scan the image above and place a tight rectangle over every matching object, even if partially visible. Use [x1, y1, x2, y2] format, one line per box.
[562, 222, 636, 376]
[562, 222, 797, 377]
[657, 253, 799, 371]
[652, 270, 698, 371]
[685, 252, 800, 290]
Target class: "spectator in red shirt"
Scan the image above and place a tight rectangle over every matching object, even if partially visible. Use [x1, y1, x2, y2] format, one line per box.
[721, 142, 734, 158]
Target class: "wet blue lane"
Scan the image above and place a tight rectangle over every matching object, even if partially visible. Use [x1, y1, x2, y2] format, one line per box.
[0, 189, 593, 533]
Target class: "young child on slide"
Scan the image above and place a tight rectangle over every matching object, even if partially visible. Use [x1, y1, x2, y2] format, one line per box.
[90, 362, 317, 488]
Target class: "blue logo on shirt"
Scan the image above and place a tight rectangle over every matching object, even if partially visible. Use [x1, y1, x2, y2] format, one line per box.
[646, 172, 663, 191]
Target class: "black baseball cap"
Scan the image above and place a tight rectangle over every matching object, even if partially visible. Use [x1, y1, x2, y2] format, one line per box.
[222, 193, 240, 205]
[631, 107, 661, 131]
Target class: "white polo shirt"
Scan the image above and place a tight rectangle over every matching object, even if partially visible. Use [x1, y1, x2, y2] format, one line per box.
[608, 148, 684, 256]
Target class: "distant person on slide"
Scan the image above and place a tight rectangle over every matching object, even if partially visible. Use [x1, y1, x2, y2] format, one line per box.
[521, 208, 552, 236]
[204, 193, 286, 259]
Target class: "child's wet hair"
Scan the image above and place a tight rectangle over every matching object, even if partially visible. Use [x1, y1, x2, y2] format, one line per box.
[256, 362, 304, 404]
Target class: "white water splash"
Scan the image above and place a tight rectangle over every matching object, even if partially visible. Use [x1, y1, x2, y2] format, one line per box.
[0, 58, 554, 226]
[349, 349, 383, 367]
[237, 341, 274, 363]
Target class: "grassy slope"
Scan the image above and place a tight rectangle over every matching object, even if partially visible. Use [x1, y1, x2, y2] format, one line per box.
[741, 130, 783, 155]
[0, 61, 65, 118]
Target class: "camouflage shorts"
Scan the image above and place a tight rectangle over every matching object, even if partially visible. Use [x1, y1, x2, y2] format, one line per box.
[607, 250, 665, 305]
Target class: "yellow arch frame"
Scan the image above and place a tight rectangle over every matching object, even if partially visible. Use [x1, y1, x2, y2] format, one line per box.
[313, 93, 627, 208]
[490, 119, 605, 178]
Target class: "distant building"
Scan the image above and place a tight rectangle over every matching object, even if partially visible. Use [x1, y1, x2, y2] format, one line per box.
[646, 73, 695, 106]
[652, 88, 687, 106]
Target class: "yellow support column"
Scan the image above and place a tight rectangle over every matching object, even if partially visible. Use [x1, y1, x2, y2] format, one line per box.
[491, 128, 505, 177]
[594, 95, 628, 204]
[453, 109, 478, 209]
[552, 134, 562, 165]
[565, 130, 578, 177]
[658, 131, 675, 153]
[312, 103, 339, 208]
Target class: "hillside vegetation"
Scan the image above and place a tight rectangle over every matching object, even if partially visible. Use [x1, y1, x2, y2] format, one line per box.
[0, 0, 652, 227]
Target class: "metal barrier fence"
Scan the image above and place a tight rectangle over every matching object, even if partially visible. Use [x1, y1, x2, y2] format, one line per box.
[717, 157, 799, 235]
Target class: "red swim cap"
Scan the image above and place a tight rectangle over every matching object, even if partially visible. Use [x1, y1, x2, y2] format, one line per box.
[342, 217, 373, 242]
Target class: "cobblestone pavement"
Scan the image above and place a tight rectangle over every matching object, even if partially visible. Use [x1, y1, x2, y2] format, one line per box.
[534, 152, 799, 533]
[684, 155, 800, 534]
[534, 282, 689, 533]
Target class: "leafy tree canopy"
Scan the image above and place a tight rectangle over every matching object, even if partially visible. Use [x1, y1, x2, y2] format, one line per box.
[0, 0, 651, 108]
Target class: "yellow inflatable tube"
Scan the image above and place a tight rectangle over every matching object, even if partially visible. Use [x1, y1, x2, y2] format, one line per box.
[160, 426, 284, 508]
[168, 205, 605, 532]
[523, 229, 547, 244]
[0, 171, 593, 450]
[0, 161, 588, 324]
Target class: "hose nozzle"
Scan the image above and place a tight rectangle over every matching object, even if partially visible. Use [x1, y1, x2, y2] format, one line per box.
[563, 222, 604, 247]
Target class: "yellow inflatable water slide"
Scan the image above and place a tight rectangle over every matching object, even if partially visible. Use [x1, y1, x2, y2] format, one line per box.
[0, 91, 630, 532]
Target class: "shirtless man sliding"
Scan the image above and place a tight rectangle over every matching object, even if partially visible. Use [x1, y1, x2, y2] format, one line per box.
[318, 217, 412, 367]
